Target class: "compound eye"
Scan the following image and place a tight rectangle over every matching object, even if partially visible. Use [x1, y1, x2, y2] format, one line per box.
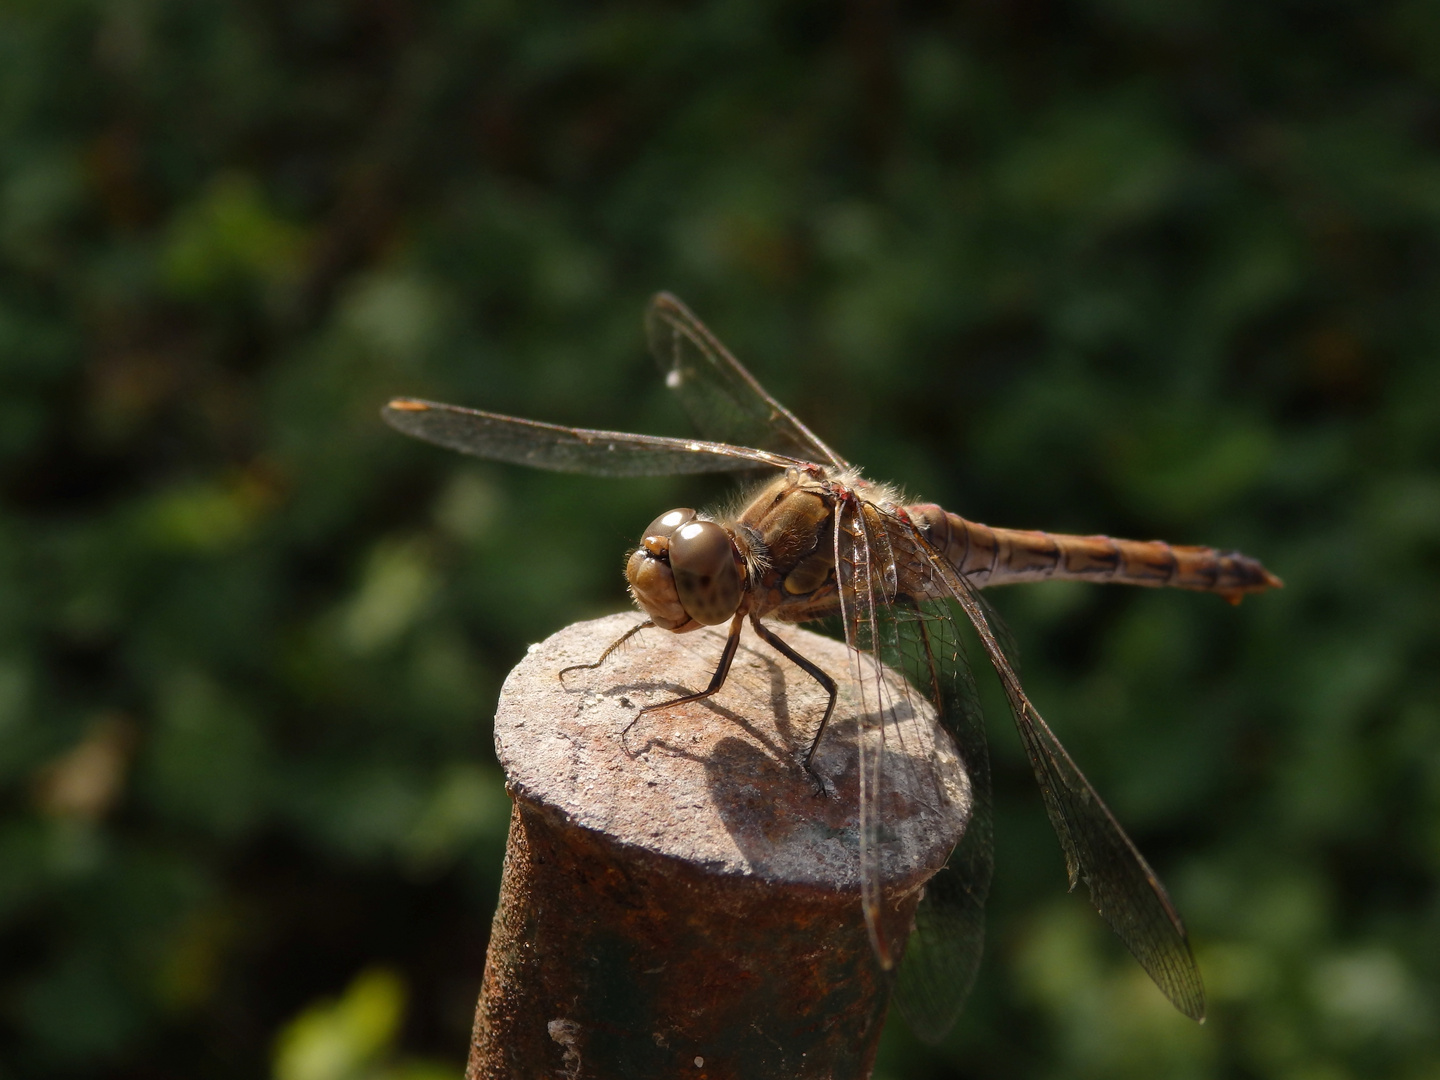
[641, 507, 697, 542]
[668, 520, 742, 626]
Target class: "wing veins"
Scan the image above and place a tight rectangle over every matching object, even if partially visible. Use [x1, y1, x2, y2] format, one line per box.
[647, 293, 848, 469]
[896, 515, 1207, 1022]
[382, 399, 804, 477]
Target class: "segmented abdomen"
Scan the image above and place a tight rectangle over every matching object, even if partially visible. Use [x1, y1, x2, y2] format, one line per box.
[905, 504, 1282, 603]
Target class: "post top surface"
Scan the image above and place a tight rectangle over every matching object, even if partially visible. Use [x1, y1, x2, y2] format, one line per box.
[495, 612, 970, 893]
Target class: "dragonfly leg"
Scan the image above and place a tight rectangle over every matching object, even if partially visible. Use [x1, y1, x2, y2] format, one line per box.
[559, 619, 655, 683]
[622, 611, 745, 740]
[748, 615, 837, 782]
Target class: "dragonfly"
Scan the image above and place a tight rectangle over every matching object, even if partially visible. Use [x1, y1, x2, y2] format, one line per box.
[382, 293, 1281, 1042]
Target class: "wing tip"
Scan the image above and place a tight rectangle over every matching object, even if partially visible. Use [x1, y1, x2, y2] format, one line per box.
[385, 398, 430, 413]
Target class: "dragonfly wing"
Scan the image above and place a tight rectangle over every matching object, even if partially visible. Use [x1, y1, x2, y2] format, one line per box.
[832, 499, 891, 969]
[888, 514, 1207, 1023]
[646, 293, 849, 469]
[1011, 683, 1206, 1019]
[834, 501, 993, 1044]
[889, 607, 993, 1043]
[382, 399, 803, 477]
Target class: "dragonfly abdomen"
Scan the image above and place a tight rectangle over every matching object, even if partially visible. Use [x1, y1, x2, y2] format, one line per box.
[906, 504, 1282, 603]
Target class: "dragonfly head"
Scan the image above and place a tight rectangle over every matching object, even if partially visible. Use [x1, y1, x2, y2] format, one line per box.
[627, 508, 744, 633]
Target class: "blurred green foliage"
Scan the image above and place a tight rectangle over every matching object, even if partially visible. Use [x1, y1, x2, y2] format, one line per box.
[1, 1, 1437, 1077]
[272, 968, 451, 1080]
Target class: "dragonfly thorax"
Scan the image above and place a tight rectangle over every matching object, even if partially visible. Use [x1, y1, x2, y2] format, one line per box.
[626, 508, 746, 632]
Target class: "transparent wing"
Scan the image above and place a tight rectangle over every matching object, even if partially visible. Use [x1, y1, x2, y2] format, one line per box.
[833, 500, 994, 1043]
[646, 293, 848, 469]
[382, 399, 804, 477]
[971, 581, 1025, 681]
[889, 608, 994, 1042]
[888, 513, 1207, 1023]
[833, 499, 894, 969]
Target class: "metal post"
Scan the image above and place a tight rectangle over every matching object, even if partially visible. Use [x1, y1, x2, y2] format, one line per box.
[467, 613, 969, 1080]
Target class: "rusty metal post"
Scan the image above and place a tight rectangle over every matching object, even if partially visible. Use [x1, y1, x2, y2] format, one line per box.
[467, 613, 970, 1080]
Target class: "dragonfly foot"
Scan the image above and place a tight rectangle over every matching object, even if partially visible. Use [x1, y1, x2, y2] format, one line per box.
[617, 702, 655, 757]
[801, 759, 832, 798]
[558, 619, 656, 688]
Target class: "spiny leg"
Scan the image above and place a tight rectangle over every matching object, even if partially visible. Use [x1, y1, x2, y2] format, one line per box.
[558, 619, 655, 682]
[748, 614, 837, 782]
[622, 610, 746, 741]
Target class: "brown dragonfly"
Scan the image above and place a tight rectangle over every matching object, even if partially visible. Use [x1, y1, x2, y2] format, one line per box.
[382, 293, 1280, 1041]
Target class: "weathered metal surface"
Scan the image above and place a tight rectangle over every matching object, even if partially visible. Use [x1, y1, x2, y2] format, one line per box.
[467, 612, 971, 1080]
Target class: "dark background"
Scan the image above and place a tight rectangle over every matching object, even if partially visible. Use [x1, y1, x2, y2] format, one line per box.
[2, 1, 1438, 1077]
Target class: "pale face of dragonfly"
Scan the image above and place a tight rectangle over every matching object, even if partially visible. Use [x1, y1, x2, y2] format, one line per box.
[382, 293, 1281, 1043]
